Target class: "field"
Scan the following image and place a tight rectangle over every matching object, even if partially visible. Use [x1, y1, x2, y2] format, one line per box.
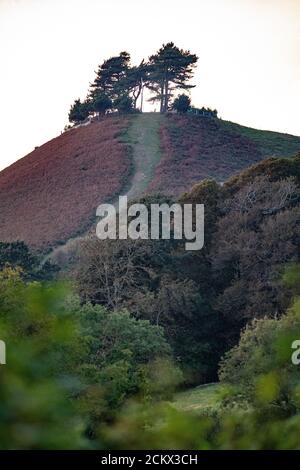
[172, 383, 224, 415]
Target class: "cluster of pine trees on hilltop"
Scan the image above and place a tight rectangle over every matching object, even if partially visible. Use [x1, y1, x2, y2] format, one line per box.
[68, 43, 199, 123]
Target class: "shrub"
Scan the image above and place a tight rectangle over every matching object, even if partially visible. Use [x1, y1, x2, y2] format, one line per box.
[172, 94, 191, 113]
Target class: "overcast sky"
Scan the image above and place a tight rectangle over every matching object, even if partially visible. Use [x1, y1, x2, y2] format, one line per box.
[0, 0, 299, 170]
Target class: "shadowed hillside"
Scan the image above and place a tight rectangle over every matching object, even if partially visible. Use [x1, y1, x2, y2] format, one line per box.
[0, 117, 131, 250]
[148, 115, 300, 195]
[0, 113, 300, 250]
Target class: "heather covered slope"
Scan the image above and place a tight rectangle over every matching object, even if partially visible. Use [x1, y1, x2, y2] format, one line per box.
[0, 117, 131, 250]
[1, 113, 300, 251]
[148, 115, 300, 195]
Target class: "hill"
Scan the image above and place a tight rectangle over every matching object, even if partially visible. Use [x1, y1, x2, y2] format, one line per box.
[0, 113, 300, 250]
[0, 117, 131, 251]
[148, 114, 300, 194]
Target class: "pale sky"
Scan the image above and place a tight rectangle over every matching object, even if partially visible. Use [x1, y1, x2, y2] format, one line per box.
[0, 0, 299, 171]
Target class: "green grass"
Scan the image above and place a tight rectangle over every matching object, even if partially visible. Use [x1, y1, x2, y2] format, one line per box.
[123, 113, 164, 200]
[172, 383, 225, 415]
[220, 120, 300, 158]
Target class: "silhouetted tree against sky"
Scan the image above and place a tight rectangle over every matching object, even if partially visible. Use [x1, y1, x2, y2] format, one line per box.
[125, 59, 148, 111]
[147, 43, 198, 113]
[172, 94, 191, 113]
[68, 98, 90, 123]
[89, 51, 131, 101]
[92, 93, 112, 115]
[68, 44, 198, 122]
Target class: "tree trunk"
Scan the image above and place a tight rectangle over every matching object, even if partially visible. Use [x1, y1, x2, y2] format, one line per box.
[140, 84, 144, 112]
[164, 79, 169, 113]
[160, 82, 164, 113]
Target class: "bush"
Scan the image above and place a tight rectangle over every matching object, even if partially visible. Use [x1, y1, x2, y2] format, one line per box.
[172, 94, 191, 113]
[0, 268, 86, 449]
[92, 93, 112, 115]
[0, 241, 59, 281]
[68, 99, 91, 124]
[71, 298, 180, 428]
[219, 266, 300, 411]
[114, 95, 134, 114]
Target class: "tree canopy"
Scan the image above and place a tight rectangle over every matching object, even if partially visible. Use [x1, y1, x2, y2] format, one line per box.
[68, 43, 198, 123]
[147, 42, 198, 113]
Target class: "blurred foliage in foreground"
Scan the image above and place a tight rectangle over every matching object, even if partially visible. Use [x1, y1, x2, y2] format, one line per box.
[0, 267, 177, 449]
[1, 265, 300, 449]
[101, 265, 300, 449]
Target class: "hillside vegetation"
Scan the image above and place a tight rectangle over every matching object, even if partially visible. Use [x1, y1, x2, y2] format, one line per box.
[0, 113, 300, 250]
[172, 383, 223, 415]
[148, 115, 300, 195]
[0, 117, 131, 250]
[124, 113, 163, 199]
[1, 152, 300, 449]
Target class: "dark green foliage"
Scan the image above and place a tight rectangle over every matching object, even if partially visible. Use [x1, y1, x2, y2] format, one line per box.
[125, 60, 148, 110]
[224, 153, 300, 196]
[3, 265, 299, 449]
[3, 266, 300, 449]
[90, 51, 131, 102]
[0, 241, 36, 272]
[211, 175, 300, 347]
[92, 93, 112, 115]
[172, 94, 191, 113]
[188, 106, 218, 117]
[219, 269, 300, 415]
[68, 43, 198, 120]
[0, 268, 86, 449]
[75, 161, 300, 385]
[147, 42, 198, 113]
[68, 99, 91, 124]
[0, 241, 59, 281]
[75, 224, 222, 384]
[179, 179, 222, 247]
[100, 272, 300, 450]
[69, 51, 142, 118]
[0, 268, 177, 447]
[72, 300, 177, 428]
[114, 94, 134, 114]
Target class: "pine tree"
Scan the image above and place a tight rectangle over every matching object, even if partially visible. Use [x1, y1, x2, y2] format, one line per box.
[68, 99, 91, 124]
[125, 60, 149, 111]
[147, 43, 198, 113]
[92, 93, 112, 115]
[89, 51, 131, 102]
[172, 94, 191, 113]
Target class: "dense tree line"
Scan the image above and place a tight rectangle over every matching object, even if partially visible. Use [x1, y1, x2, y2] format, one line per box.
[1, 154, 300, 448]
[68, 43, 198, 124]
[75, 154, 300, 384]
[1, 246, 300, 448]
[0, 241, 58, 281]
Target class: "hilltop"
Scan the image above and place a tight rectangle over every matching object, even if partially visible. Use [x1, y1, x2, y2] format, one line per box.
[0, 113, 300, 250]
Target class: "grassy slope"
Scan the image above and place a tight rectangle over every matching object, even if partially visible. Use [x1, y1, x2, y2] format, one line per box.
[220, 120, 300, 158]
[148, 115, 300, 196]
[172, 383, 224, 415]
[45, 113, 163, 261]
[1, 113, 300, 251]
[123, 113, 163, 200]
[0, 117, 131, 250]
